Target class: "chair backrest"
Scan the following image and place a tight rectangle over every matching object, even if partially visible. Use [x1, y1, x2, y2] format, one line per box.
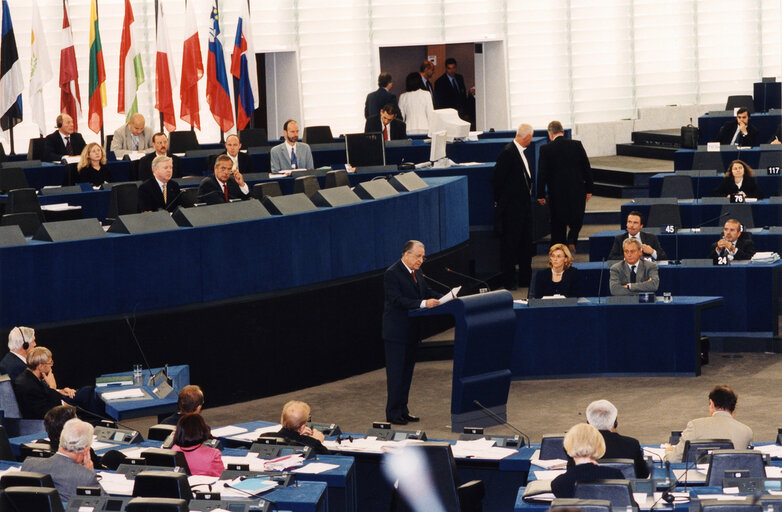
[699, 499, 762, 512]
[104, 134, 114, 153]
[0, 426, 16, 462]
[719, 204, 755, 230]
[239, 128, 269, 148]
[27, 137, 46, 161]
[598, 458, 636, 479]
[725, 95, 754, 113]
[574, 479, 638, 508]
[147, 425, 176, 442]
[647, 202, 682, 229]
[757, 151, 782, 173]
[179, 188, 200, 208]
[126, 497, 188, 512]
[1, 486, 65, 512]
[293, 175, 320, 197]
[391, 443, 461, 512]
[0, 377, 22, 419]
[132, 470, 192, 501]
[108, 183, 140, 220]
[706, 449, 765, 487]
[141, 448, 190, 474]
[303, 125, 334, 144]
[325, 169, 350, 188]
[7, 188, 42, 214]
[551, 498, 612, 512]
[539, 434, 567, 460]
[692, 152, 725, 172]
[661, 175, 694, 199]
[251, 181, 282, 201]
[0, 168, 29, 193]
[0, 471, 55, 489]
[39, 186, 83, 196]
[1, 213, 43, 237]
[682, 438, 734, 464]
[168, 131, 200, 153]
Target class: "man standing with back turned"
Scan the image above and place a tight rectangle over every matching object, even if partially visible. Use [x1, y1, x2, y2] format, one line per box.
[382, 241, 441, 425]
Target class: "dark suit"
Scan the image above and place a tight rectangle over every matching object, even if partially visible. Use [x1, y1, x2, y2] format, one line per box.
[433, 73, 468, 114]
[137, 153, 182, 181]
[716, 120, 759, 146]
[13, 369, 63, 419]
[710, 232, 756, 262]
[364, 87, 397, 119]
[531, 267, 578, 298]
[160, 412, 183, 426]
[492, 141, 534, 288]
[551, 463, 625, 498]
[137, 178, 182, 212]
[364, 115, 407, 140]
[0, 352, 26, 380]
[536, 136, 593, 245]
[711, 176, 764, 199]
[197, 176, 250, 205]
[382, 260, 440, 421]
[44, 130, 86, 162]
[265, 427, 330, 455]
[21, 453, 100, 504]
[206, 152, 252, 175]
[608, 231, 668, 261]
[601, 430, 650, 478]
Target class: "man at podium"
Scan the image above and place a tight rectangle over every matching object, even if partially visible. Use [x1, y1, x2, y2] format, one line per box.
[382, 241, 441, 425]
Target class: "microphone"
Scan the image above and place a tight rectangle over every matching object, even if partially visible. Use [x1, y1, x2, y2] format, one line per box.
[124, 316, 154, 385]
[72, 404, 140, 436]
[196, 189, 220, 204]
[596, 257, 606, 304]
[472, 400, 530, 447]
[164, 188, 186, 212]
[421, 273, 451, 294]
[673, 211, 730, 265]
[692, 210, 730, 231]
[444, 267, 491, 293]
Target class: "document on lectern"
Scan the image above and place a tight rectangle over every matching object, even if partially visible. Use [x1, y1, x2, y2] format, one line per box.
[438, 286, 461, 305]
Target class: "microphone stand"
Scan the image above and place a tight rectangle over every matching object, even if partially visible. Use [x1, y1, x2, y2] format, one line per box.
[444, 267, 491, 293]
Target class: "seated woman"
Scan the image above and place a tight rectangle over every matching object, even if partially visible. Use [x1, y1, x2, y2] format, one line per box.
[171, 413, 224, 477]
[551, 423, 624, 498]
[711, 160, 764, 199]
[531, 243, 578, 298]
[73, 142, 113, 187]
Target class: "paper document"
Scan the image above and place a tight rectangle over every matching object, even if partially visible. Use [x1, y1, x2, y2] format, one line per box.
[534, 469, 566, 480]
[118, 447, 146, 459]
[766, 466, 782, 478]
[62, 156, 81, 164]
[125, 152, 145, 161]
[437, 286, 461, 305]
[41, 203, 80, 211]
[188, 475, 219, 488]
[451, 439, 517, 460]
[754, 444, 782, 458]
[91, 441, 116, 451]
[292, 462, 339, 474]
[263, 454, 305, 471]
[228, 424, 282, 442]
[97, 471, 133, 495]
[222, 454, 265, 472]
[211, 425, 248, 437]
[643, 446, 667, 460]
[219, 477, 278, 497]
[101, 388, 145, 401]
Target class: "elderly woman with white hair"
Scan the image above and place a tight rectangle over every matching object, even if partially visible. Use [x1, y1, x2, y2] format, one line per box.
[551, 423, 625, 498]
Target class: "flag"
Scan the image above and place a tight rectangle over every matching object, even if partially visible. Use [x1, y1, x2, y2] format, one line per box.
[118, 0, 144, 118]
[30, 0, 53, 136]
[60, 0, 81, 131]
[87, 0, 106, 133]
[0, 0, 23, 131]
[155, 1, 177, 132]
[231, 1, 259, 130]
[180, 0, 203, 130]
[206, 0, 234, 132]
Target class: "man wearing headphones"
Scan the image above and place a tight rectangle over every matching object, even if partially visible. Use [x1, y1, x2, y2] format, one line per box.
[0, 326, 36, 380]
[43, 113, 86, 162]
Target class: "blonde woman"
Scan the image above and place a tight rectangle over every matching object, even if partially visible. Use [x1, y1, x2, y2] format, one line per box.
[551, 423, 624, 498]
[74, 143, 112, 186]
[531, 244, 578, 298]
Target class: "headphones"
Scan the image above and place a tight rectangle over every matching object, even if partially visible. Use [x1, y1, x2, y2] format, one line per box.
[18, 327, 29, 351]
[56, 115, 63, 129]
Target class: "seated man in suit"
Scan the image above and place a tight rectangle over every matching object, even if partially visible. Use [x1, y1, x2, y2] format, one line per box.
[137, 132, 182, 181]
[264, 400, 329, 455]
[710, 218, 756, 263]
[21, 418, 100, 504]
[608, 211, 667, 261]
[365, 104, 407, 141]
[716, 108, 759, 146]
[0, 326, 36, 380]
[43, 113, 86, 162]
[270, 119, 314, 173]
[209, 133, 252, 174]
[160, 385, 204, 426]
[664, 385, 753, 462]
[585, 399, 649, 478]
[609, 238, 659, 296]
[137, 155, 182, 212]
[111, 113, 154, 158]
[365, 72, 396, 119]
[197, 154, 250, 204]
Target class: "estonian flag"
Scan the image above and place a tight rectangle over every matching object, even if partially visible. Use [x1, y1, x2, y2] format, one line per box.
[0, 0, 23, 132]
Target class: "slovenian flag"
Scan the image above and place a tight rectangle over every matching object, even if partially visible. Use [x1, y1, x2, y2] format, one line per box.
[230, 1, 259, 130]
[87, 0, 106, 134]
[206, 0, 234, 132]
[0, 0, 23, 132]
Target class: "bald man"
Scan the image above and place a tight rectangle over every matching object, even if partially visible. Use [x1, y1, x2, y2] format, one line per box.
[111, 113, 154, 158]
[44, 113, 86, 162]
[262, 400, 329, 455]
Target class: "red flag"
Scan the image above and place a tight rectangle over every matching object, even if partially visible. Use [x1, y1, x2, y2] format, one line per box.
[155, 1, 177, 131]
[59, 0, 81, 130]
[180, 0, 203, 130]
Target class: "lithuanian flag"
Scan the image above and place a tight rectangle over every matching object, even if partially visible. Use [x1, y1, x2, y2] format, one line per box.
[87, 0, 106, 133]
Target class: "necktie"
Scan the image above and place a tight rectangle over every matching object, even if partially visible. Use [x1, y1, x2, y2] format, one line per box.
[162, 183, 167, 204]
[411, 271, 417, 283]
[383, 124, 389, 141]
[223, 183, 229, 202]
[630, 265, 637, 283]
[290, 147, 297, 169]
[451, 77, 459, 93]
[65, 136, 72, 156]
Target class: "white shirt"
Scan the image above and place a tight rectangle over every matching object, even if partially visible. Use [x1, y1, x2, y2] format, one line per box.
[286, 142, 298, 168]
[512, 139, 531, 180]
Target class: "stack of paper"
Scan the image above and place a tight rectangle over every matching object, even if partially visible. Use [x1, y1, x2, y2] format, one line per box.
[227, 424, 282, 442]
[210, 425, 248, 438]
[451, 439, 517, 460]
[221, 454, 265, 472]
[98, 472, 134, 495]
[101, 388, 146, 401]
[292, 462, 339, 474]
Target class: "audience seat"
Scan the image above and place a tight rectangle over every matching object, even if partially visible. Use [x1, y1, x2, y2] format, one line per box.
[0, 486, 65, 512]
[725, 95, 754, 113]
[0, 471, 55, 489]
[539, 434, 567, 460]
[692, 152, 724, 172]
[239, 128, 269, 148]
[0, 168, 29, 193]
[598, 458, 636, 479]
[106, 183, 139, 224]
[660, 175, 694, 200]
[325, 169, 350, 188]
[27, 137, 46, 161]
[168, 131, 200, 154]
[251, 182, 282, 201]
[126, 497, 188, 512]
[698, 499, 762, 512]
[574, 479, 638, 508]
[0, 376, 45, 436]
[682, 439, 734, 464]
[719, 204, 755, 229]
[1, 212, 43, 237]
[757, 151, 782, 173]
[293, 175, 320, 198]
[141, 448, 190, 474]
[705, 449, 765, 487]
[647, 201, 682, 229]
[551, 498, 611, 512]
[132, 470, 192, 501]
[6, 188, 43, 217]
[303, 126, 334, 145]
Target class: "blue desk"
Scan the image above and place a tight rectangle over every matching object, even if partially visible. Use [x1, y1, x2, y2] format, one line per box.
[573, 261, 782, 337]
[648, 171, 782, 198]
[619, 198, 782, 228]
[697, 112, 781, 146]
[588, 228, 782, 262]
[674, 146, 782, 171]
[0, 176, 468, 327]
[512, 297, 722, 378]
[97, 365, 189, 420]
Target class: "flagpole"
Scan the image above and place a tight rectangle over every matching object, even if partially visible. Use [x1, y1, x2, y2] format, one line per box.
[96, 0, 104, 146]
[155, 0, 164, 132]
[8, 126, 13, 155]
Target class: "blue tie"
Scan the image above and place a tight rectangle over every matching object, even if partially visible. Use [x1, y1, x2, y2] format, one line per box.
[290, 147, 297, 169]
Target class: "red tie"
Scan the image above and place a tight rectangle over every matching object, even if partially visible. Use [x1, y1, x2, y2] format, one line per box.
[383, 124, 389, 141]
[411, 271, 417, 283]
[223, 183, 229, 202]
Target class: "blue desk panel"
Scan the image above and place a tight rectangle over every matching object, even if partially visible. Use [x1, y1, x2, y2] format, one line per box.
[619, 198, 782, 228]
[697, 112, 782, 146]
[588, 229, 782, 262]
[648, 172, 782, 198]
[573, 261, 782, 336]
[511, 297, 722, 378]
[97, 365, 190, 420]
[0, 176, 468, 327]
[674, 146, 782, 171]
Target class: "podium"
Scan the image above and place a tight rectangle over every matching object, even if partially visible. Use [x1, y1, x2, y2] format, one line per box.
[411, 290, 516, 432]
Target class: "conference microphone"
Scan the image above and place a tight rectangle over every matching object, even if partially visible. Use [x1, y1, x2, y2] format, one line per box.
[672, 210, 730, 264]
[164, 188, 186, 212]
[196, 189, 221, 204]
[124, 316, 155, 385]
[596, 257, 606, 304]
[72, 404, 140, 436]
[421, 273, 452, 294]
[445, 267, 491, 293]
[472, 400, 530, 447]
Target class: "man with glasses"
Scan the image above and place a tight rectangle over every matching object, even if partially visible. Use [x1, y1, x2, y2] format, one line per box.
[382, 240, 441, 425]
